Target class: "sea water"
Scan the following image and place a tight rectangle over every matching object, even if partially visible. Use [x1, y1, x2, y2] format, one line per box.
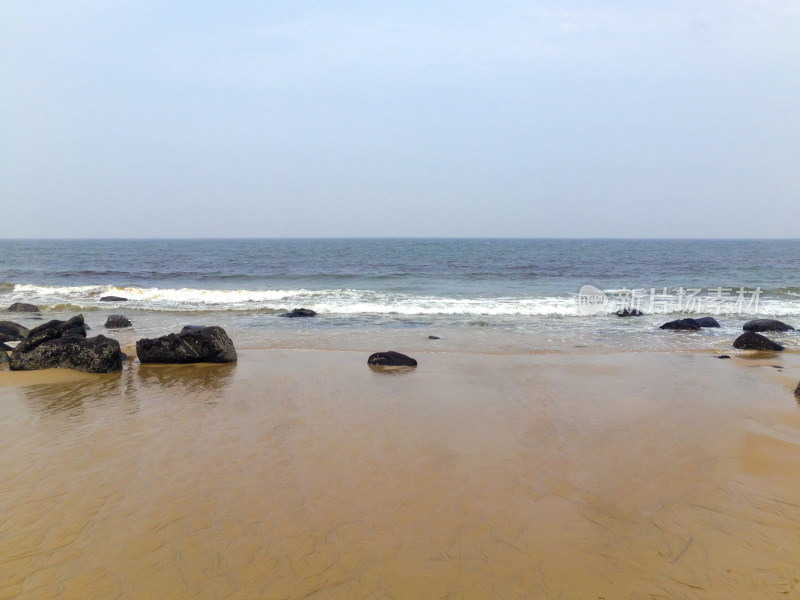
[1, 238, 799, 352]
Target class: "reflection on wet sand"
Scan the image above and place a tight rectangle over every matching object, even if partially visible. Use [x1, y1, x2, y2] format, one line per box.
[1, 350, 800, 599]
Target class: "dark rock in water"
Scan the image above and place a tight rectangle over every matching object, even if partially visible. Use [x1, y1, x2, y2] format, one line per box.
[280, 308, 317, 318]
[0, 321, 29, 342]
[8, 302, 40, 313]
[694, 317, 721, 328]
[100, 296, 128, 302]
[717, 355, 731, 359]
[742, 319, 795, 332]
[10, 315, 121, 373]
[104, 315, 132, 329]
[367, 351, 417, 368]
[660, 319, 701, 331]
[732, 331, 784, 351]
[428, 335, 442, 340]
[136, 326, 237, 364]
[616, 309, 644, 317]
[795, 381, 800, 398]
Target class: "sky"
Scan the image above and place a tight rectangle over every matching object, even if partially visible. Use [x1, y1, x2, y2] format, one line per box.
[1, 0, 798, 238]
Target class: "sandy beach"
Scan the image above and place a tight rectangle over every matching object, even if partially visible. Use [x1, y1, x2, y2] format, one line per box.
[2, 347, 800, 599]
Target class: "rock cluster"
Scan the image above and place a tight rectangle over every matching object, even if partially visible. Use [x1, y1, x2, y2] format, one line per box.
[9, 315, 122, 373]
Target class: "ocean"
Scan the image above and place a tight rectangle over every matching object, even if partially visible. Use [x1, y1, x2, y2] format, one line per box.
[1, 238, 799, 353]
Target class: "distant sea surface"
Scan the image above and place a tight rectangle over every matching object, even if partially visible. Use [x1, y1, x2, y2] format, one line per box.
[2, 239, 799, 352]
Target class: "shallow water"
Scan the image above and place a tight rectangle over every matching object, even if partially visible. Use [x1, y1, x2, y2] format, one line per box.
[2, 350, 800, 598]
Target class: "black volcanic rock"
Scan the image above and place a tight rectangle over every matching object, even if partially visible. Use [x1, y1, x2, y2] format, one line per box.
[660, 319, 701, 331]
[0, 321, 29, 342]
[732, 331, 784, 351]
[104, 315, 132, 329]
[136, 326, 237, 364]
[100, 296, 128, 302]
[367, 351, 417, 368]
[280, 308, 317, 318]
[742, 319, 794, 333]
[693, 317, 721, 328]
[8, 302, 39, 313]
[9, 315, 121, 373]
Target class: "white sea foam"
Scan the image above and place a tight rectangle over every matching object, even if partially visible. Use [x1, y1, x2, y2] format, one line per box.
[7, 283, 800, 317]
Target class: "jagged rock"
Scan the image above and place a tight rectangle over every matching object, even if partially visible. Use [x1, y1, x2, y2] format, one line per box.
[367, 351, 417, 368]
[732, 331, 784, 351]
[8, 302, 39, 313]
[104, 315, 132, 329]
[660, 319, 701, 331]
[694, 317, 721, 328]
[9, 315, 121, 373]
[742, 319, 794, 332]
[0, 321, 29, 342]
[100, 296, 128, 302]
[616, 309, 644, 317]
[280, 308, 317, 318]
[136, 326, 237, 364]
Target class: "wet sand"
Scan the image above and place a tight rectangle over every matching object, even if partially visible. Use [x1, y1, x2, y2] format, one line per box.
[2, 349, 800, 599]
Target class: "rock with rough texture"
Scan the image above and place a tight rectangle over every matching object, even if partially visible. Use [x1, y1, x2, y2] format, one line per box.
[0, 321, 29, 342]
[732, 331, 784, 351]
[367, 351, 417, 368]
[280, 308, 317, 318]
[660, 319, 701, 331]
[742, 319, 794, 332]
[616, 309, 644, 317]
[0, 350, 8, 365]
[9, 315, 121, 373]
[100, 296, 128, 302]
[104, 315, 132, 329]
[694, 317, 721, 328]
[8, 302, 40, 313]
[136, 326, 237, 364]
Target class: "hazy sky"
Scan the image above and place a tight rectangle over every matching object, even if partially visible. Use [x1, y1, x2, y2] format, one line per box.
[2, 1, 798, 238]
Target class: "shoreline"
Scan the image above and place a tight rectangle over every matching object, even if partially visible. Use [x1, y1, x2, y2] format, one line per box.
[2, 348, 800, 598]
